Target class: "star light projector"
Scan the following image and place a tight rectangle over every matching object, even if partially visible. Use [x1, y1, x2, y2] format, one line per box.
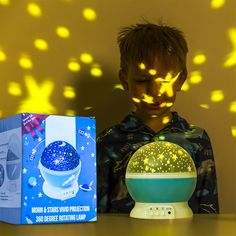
[125, 141, 197, 219]
[38, 140, 81, 200]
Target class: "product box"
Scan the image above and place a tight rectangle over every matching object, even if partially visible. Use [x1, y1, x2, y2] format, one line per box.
[0, 113, 96, 224]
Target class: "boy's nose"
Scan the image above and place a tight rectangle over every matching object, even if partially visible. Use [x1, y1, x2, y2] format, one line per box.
[148, 79, 162, 97]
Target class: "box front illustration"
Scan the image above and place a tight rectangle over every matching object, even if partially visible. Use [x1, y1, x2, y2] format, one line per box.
[21, 114, 96, 224]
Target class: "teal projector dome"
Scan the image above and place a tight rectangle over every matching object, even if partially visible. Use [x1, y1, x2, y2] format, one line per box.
[125, 141, 197, 219]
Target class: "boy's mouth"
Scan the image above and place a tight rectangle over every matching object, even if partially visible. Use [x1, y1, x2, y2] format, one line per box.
[145, 101, 164, 109]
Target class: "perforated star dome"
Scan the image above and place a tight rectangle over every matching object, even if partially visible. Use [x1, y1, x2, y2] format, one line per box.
[126, 141, 196, 174]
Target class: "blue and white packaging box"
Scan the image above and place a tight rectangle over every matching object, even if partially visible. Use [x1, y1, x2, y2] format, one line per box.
[0, 113, 97, 224]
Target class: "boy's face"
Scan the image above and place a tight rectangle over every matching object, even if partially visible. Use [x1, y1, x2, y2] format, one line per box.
[119, 60, 186, 119]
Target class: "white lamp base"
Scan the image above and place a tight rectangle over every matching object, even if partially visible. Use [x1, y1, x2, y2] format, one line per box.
[42, 182, 79, 200]
[130, 202, 193, 219]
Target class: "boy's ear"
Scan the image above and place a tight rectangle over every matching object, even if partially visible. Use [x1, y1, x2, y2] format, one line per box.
[119, 69, 129, 91]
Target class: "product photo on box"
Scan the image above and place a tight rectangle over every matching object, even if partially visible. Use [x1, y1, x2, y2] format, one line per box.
[0, 113, 97, 224]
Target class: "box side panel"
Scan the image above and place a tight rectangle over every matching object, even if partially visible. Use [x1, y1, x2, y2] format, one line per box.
[21, 115, 96, 224]
[0, 115, 22, 224]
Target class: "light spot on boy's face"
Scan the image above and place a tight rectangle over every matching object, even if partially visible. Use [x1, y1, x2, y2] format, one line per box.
[125, 62, 183, 117]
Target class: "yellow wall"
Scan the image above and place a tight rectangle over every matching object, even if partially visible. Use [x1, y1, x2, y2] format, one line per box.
[0, 0, 235, 213]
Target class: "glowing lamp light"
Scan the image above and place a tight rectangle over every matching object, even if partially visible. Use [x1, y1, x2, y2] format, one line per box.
[82, 8, 97, 21]
[126, 141, 197, 219]
[27, 2, 42, 17]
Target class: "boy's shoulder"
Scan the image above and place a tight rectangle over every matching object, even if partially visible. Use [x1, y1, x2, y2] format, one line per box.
[172, 112, 205, 132]
[171, 112, 213, 147]
[97, 114, 142, 144]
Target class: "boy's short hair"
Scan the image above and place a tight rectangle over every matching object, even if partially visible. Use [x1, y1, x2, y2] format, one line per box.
[117, 22, 188, 74]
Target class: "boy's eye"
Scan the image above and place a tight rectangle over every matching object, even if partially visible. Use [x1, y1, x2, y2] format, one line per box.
[136, 80, 148, 83]
[160, 80, 171, 84]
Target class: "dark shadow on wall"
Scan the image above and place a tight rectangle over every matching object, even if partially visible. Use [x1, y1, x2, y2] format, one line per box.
[66, 66, 131, 134]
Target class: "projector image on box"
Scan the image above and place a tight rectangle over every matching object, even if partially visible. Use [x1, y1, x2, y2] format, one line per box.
[39, 140, 82, 200]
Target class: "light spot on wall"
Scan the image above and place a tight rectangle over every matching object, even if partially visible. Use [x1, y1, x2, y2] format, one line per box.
[224, 28, 236, 67]
[18, 55, 33, 69]
[34, 38, 48, 51]
[210, 0, 226, 9]
[17, 75, 56, 114]
[65, 109, 76, 116]
[193, 53, 207, 65]
[0, 49, 7, 61]
[189, 71, 203, 84]
[8, 82, 22, 96]
[63, 86, 76, 99]
[90, 65, 103, 77]
[56, 26, 70, 38]
[27, 2, 42, 17]
[80, 53, 93, 64]
[82, 8, 97, 21]
[200, 104, 210, 109]
[210, 90, 224, 102]
[0, 0, 10, 6]
[67, 58, 81, 72]
[229, 101, 236, 113]
[231, 126, 236, 137]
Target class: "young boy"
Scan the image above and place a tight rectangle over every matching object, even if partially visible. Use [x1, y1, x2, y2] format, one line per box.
[97, 22, 219, 214]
